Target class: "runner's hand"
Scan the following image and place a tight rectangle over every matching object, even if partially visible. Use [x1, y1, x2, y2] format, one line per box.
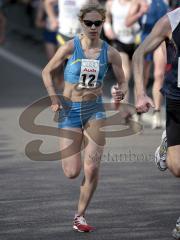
[111, 85, 125, 102]
[51, 103, 60, 112]
[111, 85, 126, 110]
[136, 94, 154, 113]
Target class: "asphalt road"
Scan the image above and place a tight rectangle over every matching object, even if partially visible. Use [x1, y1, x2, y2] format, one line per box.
[0, 32, 179, 240]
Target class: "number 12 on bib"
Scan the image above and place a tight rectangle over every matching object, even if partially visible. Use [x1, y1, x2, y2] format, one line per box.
[78, 59, 100, 88]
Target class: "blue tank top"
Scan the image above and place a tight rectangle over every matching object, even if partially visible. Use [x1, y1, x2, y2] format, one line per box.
[64, 36, 109, 87]
[140, 0, 168, 41]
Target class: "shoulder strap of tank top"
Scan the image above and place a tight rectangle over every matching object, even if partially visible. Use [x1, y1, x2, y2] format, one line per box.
[73, 35, 84, 57]
[100, 40, 109, 64]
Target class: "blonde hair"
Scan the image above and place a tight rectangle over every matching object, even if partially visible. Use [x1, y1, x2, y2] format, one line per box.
[78, 3, 106, 21]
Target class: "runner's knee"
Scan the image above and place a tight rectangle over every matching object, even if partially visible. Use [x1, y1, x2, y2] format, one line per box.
[63, 166, 81, 179]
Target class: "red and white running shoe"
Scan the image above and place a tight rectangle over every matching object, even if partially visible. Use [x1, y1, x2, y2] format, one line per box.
[73, 215, 94, 232]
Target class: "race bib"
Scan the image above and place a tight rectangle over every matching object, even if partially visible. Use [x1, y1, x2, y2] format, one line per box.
[178, 57, 180, 88]
[118, 28, 132, 37]
[78, 59, 100, 88]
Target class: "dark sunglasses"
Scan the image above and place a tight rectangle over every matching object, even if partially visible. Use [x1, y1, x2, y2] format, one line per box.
[83, 20, 103, 27]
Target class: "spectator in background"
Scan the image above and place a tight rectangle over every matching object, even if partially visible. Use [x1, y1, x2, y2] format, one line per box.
[104, 0, 139, 103]
[35, 0, 58, 60]
[44, 0, 99, 46]
[126, 0, 169, 129]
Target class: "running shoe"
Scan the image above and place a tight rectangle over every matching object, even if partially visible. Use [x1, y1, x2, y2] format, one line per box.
[73, 215, 94, 232]
[152, 110, 161, 129]
[172, 217, 180, 239]
[154, 130, 168, 171]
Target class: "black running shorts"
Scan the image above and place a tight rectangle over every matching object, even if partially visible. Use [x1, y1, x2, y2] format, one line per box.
[166, 97, 180, 147]
[112, 40, 136, 59]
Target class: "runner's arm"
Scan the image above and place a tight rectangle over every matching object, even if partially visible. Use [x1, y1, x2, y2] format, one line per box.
[42, 40, 74, 104]
[108, 46, 127, 99]
[104, 0, 116, 40]
[125, 0, 148, 27]
[133, 15, 171, 97]
[44, 0, 58, 30]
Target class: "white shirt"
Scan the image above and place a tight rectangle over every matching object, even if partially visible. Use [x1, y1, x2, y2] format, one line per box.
[58, 0, 87, 37]
[111, 0, 139, 44]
